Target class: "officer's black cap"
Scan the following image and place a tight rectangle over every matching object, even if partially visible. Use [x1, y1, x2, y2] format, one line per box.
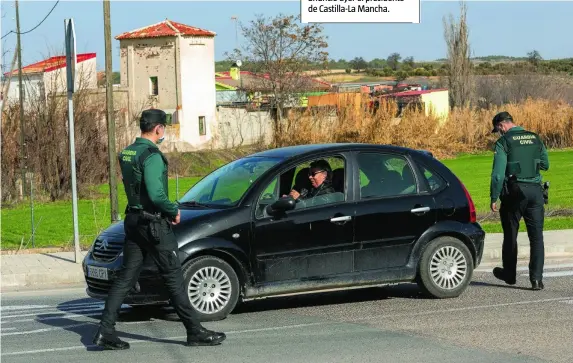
[491, 111, 513, 133]
[140, 108, 167, 127]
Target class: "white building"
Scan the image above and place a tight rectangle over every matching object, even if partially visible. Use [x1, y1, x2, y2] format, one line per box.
[115, 19, 217, 148]
[2, 53, 97, 108]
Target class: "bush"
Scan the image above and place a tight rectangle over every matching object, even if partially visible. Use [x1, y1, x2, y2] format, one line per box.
[276, 97, 573, 159]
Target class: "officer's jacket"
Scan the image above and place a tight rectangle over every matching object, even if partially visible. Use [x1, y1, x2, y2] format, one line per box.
[118, 137, 178, 217]
[489, 126, 549, 203]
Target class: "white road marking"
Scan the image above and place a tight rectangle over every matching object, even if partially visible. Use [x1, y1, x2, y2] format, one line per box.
[2, 327, 17, 331]
[0, 305, 51, 311]
[1, 307, 104, 319]
[476, 263, 573, 273]
[0, 302, 101, 313]
[1, 323, 97, 337]
[0, 322, 327, 356]
[1, 304, 129, 320]
[2, 296, 572, 352]
[520, 270, 573, 278]
[3, 312, 102, 324]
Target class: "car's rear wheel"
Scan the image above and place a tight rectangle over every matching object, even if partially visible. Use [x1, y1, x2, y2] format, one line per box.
[181, 256, 240, 321]
[417, 236, 474, 298]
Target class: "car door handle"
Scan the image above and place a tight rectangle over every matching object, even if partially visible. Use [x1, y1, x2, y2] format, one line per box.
[411, 206, 430, 214]
[330, 216, 352, 223]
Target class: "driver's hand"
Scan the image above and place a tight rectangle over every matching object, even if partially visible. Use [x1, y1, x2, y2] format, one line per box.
[289, 190, 300, 199]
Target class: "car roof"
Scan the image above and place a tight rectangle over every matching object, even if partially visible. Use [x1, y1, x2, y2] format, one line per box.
[250, 143, 433, 159]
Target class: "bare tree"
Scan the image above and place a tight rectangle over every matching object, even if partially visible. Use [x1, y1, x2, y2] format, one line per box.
[225, 14, 329, 145]
[443, 1, 473, 108]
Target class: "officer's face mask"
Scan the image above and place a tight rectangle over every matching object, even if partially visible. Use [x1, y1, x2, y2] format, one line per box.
[156, 125, 166, 144]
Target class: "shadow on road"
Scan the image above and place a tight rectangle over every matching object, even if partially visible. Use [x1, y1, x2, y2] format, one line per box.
[470, 281, 533, 291]
[35, 301, 186, 351]
[37, 282, 430, 332]
[233, 283, 429, 315]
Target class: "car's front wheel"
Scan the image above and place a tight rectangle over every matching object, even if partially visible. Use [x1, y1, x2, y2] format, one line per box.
[181, 256, 240, 321]
[417, 236, 474, 298]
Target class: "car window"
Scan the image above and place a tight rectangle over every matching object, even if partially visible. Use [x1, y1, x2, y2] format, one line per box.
[357, 152, 417, 199]
[255, 155, 346, 218]
[179, 156, 281, 207]
[420, 164, 446, 192]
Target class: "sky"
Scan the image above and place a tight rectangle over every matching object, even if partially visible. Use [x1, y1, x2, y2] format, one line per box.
[1, 0, 572, 73]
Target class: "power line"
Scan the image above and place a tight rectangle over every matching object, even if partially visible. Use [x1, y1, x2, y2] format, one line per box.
[1, 0, 60, 40]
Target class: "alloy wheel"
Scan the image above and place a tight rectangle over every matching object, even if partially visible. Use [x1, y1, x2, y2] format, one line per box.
[188, 266, 232, 314]
[429, 245, 468, 290]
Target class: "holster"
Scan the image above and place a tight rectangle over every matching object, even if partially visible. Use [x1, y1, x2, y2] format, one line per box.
[138, 210, 164, 244]
[542, 181, 549, 205]
[502, 175, 525, 203]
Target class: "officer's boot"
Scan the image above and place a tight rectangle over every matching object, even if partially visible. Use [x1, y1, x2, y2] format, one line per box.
[186, 326, 226, 346]
[93, 326, 130, 350]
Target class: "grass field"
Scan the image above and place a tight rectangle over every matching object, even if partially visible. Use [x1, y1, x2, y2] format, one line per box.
[2, 150, 572, 250]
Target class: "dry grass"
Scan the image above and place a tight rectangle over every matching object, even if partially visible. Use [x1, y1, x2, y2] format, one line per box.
[278, 98, 573, 159]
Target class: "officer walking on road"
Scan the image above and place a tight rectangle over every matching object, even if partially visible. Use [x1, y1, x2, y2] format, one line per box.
[93, 109, 226, 350]
[489, 111, 550, 291]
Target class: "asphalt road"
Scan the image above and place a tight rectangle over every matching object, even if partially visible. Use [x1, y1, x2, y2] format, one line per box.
[2, 262, 573, 363]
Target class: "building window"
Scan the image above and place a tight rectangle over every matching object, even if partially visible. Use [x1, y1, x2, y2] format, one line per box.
[198, 116, 206, 136]
[149, 76, 158, 95]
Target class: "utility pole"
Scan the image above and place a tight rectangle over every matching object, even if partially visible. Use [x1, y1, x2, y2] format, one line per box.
[103, 0, 119, 223]
[231, 16, 239, 50]
[15, 0, 27, 198]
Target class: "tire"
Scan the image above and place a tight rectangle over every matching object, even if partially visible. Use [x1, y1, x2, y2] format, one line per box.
[181, 255, 240, 322]
[416, 236, 474, 299]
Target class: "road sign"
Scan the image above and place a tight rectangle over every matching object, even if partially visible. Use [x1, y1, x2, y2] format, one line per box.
[64, 19, 76, 93]
[65, 18, 80, 263]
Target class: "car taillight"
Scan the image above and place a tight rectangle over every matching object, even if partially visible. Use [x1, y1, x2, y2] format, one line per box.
[458, 179, 477, 223]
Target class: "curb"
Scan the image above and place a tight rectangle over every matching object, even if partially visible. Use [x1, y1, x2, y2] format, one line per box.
[1, 230, 571, 291]
[1, 269, 86, 291]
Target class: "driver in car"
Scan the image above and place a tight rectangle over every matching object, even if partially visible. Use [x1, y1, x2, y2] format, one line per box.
[288, 160, 335, 200]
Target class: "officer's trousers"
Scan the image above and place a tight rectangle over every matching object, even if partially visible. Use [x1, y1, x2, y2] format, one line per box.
[99, 212, 202, 334]
[499, 182, 545, 282]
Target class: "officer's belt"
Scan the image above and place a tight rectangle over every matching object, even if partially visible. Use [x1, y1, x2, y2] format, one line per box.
[126, 207, 164, 221]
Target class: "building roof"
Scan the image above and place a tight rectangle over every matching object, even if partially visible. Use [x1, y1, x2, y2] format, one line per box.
[3, 53, 96, 77]
[381, 88, 448, 97]
[215, 71, 331, 92]
[115, 19, 216, 40]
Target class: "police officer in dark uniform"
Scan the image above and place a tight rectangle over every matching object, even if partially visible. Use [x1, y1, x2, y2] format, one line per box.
[93, 109, 226, 350]
[489, 111, 550, 291]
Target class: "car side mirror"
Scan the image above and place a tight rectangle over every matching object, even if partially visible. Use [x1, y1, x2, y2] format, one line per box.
[265, 196, 296, 217]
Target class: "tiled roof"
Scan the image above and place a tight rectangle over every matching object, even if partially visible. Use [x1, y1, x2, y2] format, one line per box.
[115, 19, 216, 40]
[3, 53, 96, 77]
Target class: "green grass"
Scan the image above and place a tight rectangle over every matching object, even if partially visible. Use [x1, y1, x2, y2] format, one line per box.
[441, 149, 573, 232]
[2, 150, 572, 250]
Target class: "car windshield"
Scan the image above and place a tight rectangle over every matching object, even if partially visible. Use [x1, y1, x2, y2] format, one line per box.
[178, 156, 282, 207]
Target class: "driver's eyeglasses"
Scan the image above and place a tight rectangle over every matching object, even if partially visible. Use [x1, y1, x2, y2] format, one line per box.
[308, 170, 325, 177]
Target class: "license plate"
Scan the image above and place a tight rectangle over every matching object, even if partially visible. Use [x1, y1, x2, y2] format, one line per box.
[87, 266, 108, 281]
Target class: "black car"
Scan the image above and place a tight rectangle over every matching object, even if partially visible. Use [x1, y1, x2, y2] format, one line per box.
[83, 143, 485, 321]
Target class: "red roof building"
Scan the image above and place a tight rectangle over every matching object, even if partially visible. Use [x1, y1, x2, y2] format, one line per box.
[115, 19, 216, 40]
[3, 53, 96, 77]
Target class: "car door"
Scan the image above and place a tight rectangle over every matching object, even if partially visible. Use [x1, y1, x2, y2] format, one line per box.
[352, 151, 437, 271]
[251, 153, 356, 284]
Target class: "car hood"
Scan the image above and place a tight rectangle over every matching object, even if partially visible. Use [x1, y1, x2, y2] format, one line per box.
[100, 207, 225, 236]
